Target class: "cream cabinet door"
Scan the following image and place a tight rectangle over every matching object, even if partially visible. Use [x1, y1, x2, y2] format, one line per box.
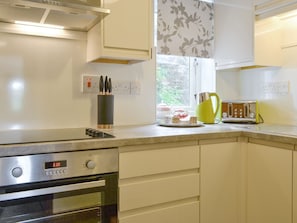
[247, 143, 292, 223]
[118, 143, 200, 223]
[87, 0, 153, 62]
[214, 0, 254, 69]
[119, 145, 199, 179]
[119, 201, 199, 223]
[119, 173, 199, 211]
[293, 151, 297, 223]
[200, 141, 244, 223]
[103, 0, 151, 51]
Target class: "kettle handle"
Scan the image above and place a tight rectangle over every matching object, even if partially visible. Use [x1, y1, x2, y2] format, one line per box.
[209, 93, 220, 117]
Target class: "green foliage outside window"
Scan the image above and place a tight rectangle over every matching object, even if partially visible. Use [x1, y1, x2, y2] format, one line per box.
[156, 55, 190, 107]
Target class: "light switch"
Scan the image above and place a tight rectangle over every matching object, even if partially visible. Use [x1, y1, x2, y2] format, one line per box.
[82, 75, 99, 93]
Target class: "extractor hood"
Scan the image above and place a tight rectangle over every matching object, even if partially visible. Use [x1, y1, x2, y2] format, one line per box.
[0, 0, 110, 31]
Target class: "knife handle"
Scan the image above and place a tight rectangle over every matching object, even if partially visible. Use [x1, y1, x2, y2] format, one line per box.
[108, 78, 112, 94]
[104, 76, 108, 94]
[99, 75, 104, 95]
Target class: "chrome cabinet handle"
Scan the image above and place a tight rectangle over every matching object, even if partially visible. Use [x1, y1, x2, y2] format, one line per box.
[0, 179, 105, 202]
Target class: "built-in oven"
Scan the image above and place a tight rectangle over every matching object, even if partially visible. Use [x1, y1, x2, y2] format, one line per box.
[0, 148, 118, 223]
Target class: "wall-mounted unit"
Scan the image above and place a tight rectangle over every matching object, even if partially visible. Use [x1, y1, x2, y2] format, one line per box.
[215, 0, 282, 70]
[242, 17, 282, 70]
[86, 0, 153, 64]
[0, 0, 110, 32]
[255, 0, 297, 20]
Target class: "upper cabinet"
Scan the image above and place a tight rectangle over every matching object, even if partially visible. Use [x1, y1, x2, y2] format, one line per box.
[214, 0, 254, 70]
[252, 17, 282, 69]
[255, 0, 297, 20]
[214, 0, 282, 70]
[87, 0, 153, 64]
[214, 0, 251, 8]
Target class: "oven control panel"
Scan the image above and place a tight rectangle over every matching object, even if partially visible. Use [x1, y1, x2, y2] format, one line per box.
[45, 168, 67, 176]
[0, 148, 118, 187]
[44, 160, 67, 176]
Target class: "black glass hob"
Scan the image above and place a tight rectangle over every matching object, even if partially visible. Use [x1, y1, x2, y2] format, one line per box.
[0, 128, 114, 145]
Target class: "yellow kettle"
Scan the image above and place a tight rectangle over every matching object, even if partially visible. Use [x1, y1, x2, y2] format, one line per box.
[196, 92, 220, 124]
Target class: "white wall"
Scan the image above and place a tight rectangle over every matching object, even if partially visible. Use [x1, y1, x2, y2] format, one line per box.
[0, 32, 156, 130]
[216, 68, 241, 100]
[240, 59, 297, 125]
[216, 15, 297, 125]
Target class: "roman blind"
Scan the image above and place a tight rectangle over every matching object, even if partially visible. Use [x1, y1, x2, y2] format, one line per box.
[157, 0, 214, 58]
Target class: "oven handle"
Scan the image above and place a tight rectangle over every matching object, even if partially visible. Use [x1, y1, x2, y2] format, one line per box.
[0, 179, 105, 202]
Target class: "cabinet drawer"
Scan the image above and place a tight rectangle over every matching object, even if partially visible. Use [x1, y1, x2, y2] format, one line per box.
[119, 172, 199, 211]
[119, 201, 199, 223]
[119, 145, 199, 179]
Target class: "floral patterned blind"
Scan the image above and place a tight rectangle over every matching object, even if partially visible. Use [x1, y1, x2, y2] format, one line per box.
[157, 0, 214, 58]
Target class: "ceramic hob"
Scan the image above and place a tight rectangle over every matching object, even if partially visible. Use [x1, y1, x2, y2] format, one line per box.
[0, 128, 114, 145]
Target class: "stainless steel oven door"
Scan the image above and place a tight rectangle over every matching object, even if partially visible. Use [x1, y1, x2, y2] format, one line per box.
[0, 173, 118, 223]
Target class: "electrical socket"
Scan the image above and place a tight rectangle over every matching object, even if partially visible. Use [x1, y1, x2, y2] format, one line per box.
[263, 81, 289, 95]
[111, 80, 142, 95]
[81, 77, 142, 95]
[112, 81, 131, 95]
[81, 75, 99, 93]
[130, 81, 141, 95]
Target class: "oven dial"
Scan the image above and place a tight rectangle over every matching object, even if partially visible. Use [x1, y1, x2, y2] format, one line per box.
[86, 160, 96, 169]
[12, 167, 23, 178]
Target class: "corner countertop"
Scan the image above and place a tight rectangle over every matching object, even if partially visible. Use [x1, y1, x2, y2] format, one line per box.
[1, 123, 297, 157]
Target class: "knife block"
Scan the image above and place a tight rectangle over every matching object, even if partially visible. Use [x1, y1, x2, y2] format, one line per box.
[97, 95, 114, 129]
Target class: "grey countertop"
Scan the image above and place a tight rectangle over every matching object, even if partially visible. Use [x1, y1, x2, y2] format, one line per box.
[1, 123, 297, 157]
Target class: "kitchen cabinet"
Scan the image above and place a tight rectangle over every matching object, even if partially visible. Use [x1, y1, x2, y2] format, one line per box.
[118, 141, 200, 223]
[246, 142, 292, 223]
[238, 17, 282, 70]
[281, 15, 297, 49]
[215, 0, 282, 70]
[250, 17, 282, 69]
[200, 139, 245, 223]
[214, 0, 254, 70]
[293, 151, 297, 223]
[87, 0, 153, 64]
[255, 0, 297, 20]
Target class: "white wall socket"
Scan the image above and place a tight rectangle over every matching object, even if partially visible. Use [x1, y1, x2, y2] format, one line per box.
[130, 81, 141, 95]
[82, 75, 99, 93]
[81, 75, 142, 95]
[263, 81, 289, 95]
[112, 81, 141, 95]
[112, 81, 131, 95]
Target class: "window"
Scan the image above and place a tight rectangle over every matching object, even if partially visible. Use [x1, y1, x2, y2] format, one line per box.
[156, 55, 191, 107]
[156, 55, 215, 120]
[155, 0, 216, 121]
